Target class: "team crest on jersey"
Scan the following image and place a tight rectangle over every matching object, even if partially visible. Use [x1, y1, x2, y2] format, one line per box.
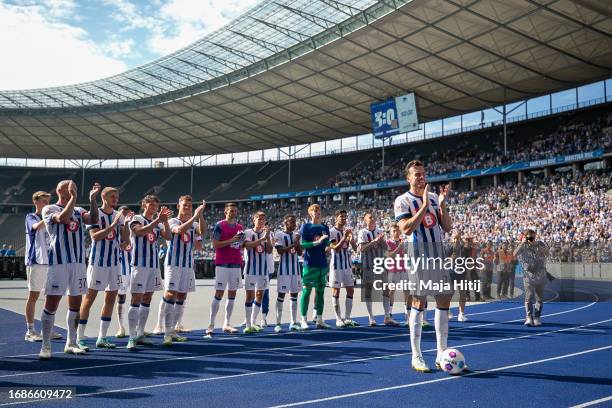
[423, 212, 437, 228]
[290, 247, 296, 254]
[106, 229, 116, 241]
[181, 233, 190, 243]
[126, 244, 132, 251]
[146, 232, 156, 243]
[256, 245, 264, 254]
[68, 220, 80, 232]
[342, 242, 348, 249]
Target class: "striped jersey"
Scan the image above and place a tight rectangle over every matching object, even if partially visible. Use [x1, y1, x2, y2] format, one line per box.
[129, 214, 164, 269]
[42, 204, 87, 266]
[164, 218, 199, 269]
[120, 246, 132, 276]
[274, 230, 300, 276]
[243, 228, 269, 276]
[329, 226, 352, 271]
[88, 209, 121, 268]
[394, 191, 444, 258]
[358, 227, 386, 271]
[25, 213, 50, 266]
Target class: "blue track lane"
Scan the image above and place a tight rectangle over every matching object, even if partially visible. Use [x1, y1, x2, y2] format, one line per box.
[0, 295, 610, 408]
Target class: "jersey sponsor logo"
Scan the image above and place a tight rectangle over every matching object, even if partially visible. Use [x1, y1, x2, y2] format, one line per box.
[146, 232, 156, 243]
[342, 242, 348, 249]
[106, 229, 116, 241]
[230, 242, 241, 249]
[290, 247, 296, 254]
[256, 245, 264, 254]
[68, 220, 80, 232]
[181, 233, 191, 243]
[423, 212, 437, 228]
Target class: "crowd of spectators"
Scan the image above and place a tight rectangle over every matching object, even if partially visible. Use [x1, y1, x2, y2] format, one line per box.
[329, 113, 612, 188]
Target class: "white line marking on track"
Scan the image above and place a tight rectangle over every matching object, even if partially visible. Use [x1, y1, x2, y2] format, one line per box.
[0, 300, 597, 379]
[569, 395, 612, 408]
[1, 315, 609, 406]
[268, 344, 612, 408]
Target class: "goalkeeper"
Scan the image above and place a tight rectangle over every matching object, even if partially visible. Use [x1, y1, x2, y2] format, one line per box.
[299, 204, 332, 329]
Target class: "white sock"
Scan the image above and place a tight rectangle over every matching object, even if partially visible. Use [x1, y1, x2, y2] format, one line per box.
[117, 299, 126, 332]
[137, 303, 150, 338]
[26, 322, 35, 334]
[252, 301, 261, 325]
[209, 296, 221, 328]
[174, 300, 185, 329]
[156, 297, 165, 330]
[41, 309, 55, 347]
[67, 309, 79, 344]
[435, 308, 449, 358]
[404, 304, 410, 321]
[163, 298, 175, 334]
[276, 297, 284, 325]
[77, 318, 87, 342]
[409, 308, 423, 357]
[383, 295, 390, 319]
[332, 296, 342, 320]
[365, 299, 374, 319]
[345, 296, 353, 320]
[128, 304, 139, 340]
[389, 302, 394, 316]
[223, 298, 235, 327]
[290, 296, 297, 325]
[245, 301, 253, 327]
[312, 308, 317, 321]
[98, 317, 111, 340]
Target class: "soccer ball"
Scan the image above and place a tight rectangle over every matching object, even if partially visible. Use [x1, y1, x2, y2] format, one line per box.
[439, 348, 466, 375]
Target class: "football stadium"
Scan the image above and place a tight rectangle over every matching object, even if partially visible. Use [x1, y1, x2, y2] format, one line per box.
[0, 0, 611, 406]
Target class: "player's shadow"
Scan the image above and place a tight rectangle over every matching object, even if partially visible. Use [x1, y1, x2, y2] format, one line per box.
[466, 370, 612, 386]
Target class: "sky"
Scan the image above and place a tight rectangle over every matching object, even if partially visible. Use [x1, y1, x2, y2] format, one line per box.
[0, 0, 261, 90]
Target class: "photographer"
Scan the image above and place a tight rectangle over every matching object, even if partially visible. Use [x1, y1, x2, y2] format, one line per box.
[513, 229, 549, 327]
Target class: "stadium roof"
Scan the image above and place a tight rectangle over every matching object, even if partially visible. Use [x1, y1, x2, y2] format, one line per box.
[0, 0, 611, 159]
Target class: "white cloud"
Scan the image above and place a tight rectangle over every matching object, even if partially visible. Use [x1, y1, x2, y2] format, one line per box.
[0, 1, 127, 90]
[147, 0, 260, 55]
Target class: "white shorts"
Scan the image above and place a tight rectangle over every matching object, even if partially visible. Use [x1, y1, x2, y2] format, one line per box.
[87, 265, 121, 292]
[130, 266, 163, 294]
[45, 263, 87, 296]
[118, 274, 130, 295]
[329, 268, 354, 288]
[362, 269, 388, 285]
[164, 265, 196, 293]
[277, 274, 302, 293]
[214, 266, 243, 291]
[245, 274, 269, 291]
[26, 264, 48, 292]
[389, 271, 409, 286]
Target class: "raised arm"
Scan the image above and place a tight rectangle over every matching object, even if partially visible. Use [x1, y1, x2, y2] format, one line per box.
[82, 183, 101, 225]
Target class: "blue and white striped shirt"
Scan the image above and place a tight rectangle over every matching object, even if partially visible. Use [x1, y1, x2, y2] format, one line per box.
[243, 229, 269, 276]
[120, 247, 132, 276]
[275, 230, 300, 276]
[394, 191, 444, 258]
[88, 209, 121, 268]
[129, 214, 163, 269]
[329, 226, 352, 271]
[164, 218, 199, 269]
[43, 204, 87, 266]
[25, 213, 49, 266]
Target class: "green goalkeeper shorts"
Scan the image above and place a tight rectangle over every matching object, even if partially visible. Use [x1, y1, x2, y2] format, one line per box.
[301, 266, 328, 288]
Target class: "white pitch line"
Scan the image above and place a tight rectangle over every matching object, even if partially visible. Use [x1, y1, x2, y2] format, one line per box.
[0, 300, 597, 379]
[569, 395, 612, 408]
[2, 316, 610, 407]
[268, 344, 612, 408]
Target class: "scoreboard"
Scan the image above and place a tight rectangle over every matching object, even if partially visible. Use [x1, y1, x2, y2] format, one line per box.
[370, 93, 419, 138]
